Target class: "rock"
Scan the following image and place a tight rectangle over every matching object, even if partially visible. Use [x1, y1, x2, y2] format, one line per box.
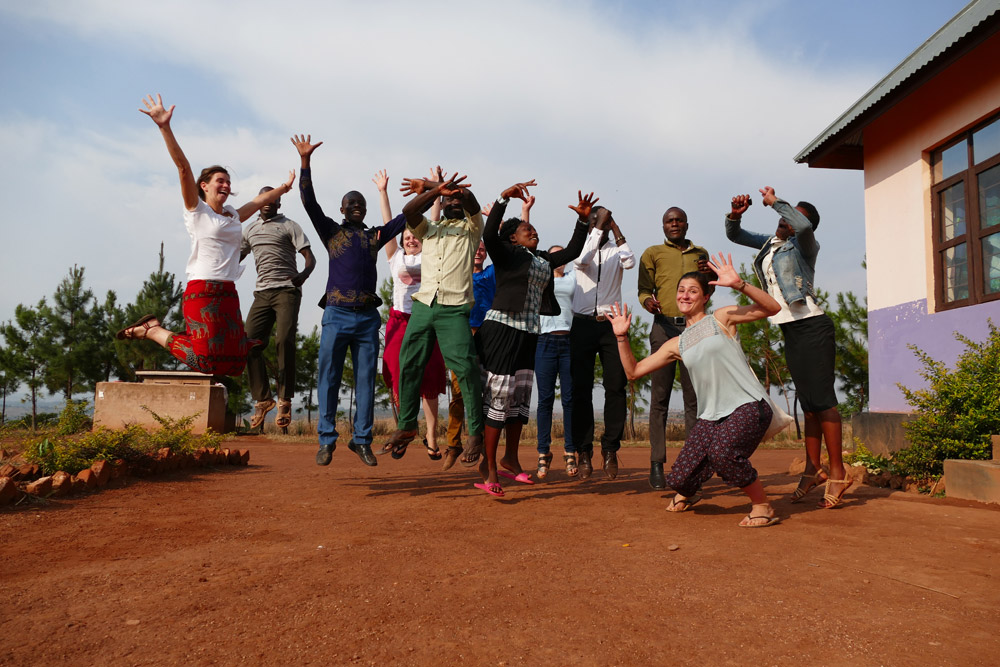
[788, 457, 806, 475]
[227, 449, 240, 465]
[889, 474, 906, 490]
[157, 447, 172, 460]
[846, 465, 867, 483]
[51, 471, 73, 496]
[14, 464, 41, 482]
[76, 468, 97, 489]
[0, 477, 21, 505]
[91, 461, 111, 487]
[26, 476, 53, 497]
[904, 479, 924, 493]
[934, 476, 946, 493]
[71, 476, 88, 493]
[668, 544, 680, 551]
[238, 450, 250, 466]
[0, 464, 16, 478]
[110, 459, 128, 480]
[0, 448, 8, 460]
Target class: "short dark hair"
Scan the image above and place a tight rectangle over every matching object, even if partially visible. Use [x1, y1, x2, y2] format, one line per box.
[499, 217, 523, 242]
[197, 166, 229, 201]
[679, 270, 715, 297]
[796, 201, 820, 230]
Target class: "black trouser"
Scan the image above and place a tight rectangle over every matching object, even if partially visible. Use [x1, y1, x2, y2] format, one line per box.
[245, 286, 302, 402]
[570, 315, 626, 454]
[648, 316, 697, 463]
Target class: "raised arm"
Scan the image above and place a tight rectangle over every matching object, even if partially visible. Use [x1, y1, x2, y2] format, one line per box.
[708, 252, 780, 331]
[237, 171, 295, 222]
[549, 191, 596, 267]
[608, 302, 680, 380]
[483, 181, 535, 261]
[725, 193, 771, 250]
[400, 168, 470, 228]
[762, 186, 820, 264]
[372, 170, 399, 258]
[521, 194, 535, 224]
[140, 94, 199, 211]
[290, 134, 335, 243]
[608, 214, 636, 269]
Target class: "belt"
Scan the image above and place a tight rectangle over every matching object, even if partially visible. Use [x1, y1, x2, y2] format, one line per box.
[656, 314, 686, 327]
[575, 313, 608, 322]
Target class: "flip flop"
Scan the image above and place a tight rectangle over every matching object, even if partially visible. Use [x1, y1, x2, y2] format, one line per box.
[474, 481, 505, 498]
[424, 438, 442, 461]
[377, 430, 416, 456]
[739, 513, 782, 528]
[665, 494, 701, 512]
[498, 470, 535, 485]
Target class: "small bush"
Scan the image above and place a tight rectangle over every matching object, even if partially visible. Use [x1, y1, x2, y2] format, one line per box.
[56, 399, 93, 435]
[896, 320, 999, 477]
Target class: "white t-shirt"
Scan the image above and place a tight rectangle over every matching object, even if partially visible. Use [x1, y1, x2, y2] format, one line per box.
[184, 199, 245, 282]
[761, 237, 824, 325]
[389, 247, 423, 313]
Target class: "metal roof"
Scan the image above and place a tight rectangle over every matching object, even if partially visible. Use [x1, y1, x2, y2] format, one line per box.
[795, 0, 1000, 168]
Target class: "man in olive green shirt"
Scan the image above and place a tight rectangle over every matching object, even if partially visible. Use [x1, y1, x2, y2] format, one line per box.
[637, 206, 710, 489]
[381, 171, 485, 465]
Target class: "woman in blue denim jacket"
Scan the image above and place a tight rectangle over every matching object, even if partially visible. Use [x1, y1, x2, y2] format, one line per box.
[725, 187, 851, 510]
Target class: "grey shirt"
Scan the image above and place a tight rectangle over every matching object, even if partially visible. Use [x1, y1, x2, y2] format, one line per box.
[241, 214, 311, 291]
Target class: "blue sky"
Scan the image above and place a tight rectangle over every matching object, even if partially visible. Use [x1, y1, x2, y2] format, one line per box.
[0, 0, 971, 345]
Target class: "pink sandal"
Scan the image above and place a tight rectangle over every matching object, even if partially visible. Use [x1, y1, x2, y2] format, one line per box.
[474, 481, 505, 498]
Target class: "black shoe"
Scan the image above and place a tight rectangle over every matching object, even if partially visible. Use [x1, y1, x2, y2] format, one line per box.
[349, 442, 378, 467]
[578, 451, 593, 480]
[602, 450, 619, 480]
[316, 444, 334, 466]
[649, 462, 666, 489]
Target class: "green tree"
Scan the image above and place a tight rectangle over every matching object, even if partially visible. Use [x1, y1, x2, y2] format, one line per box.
[114, 244, 185, 379]
[1, 302, 48, 430]
[896, 320, 999, 476]
[828, 290, 869, 415]
[0, 343, 22, 425]
[295, 325, 320, 422]
[624, 314, 651, 440]
[38, 265, 105, 398]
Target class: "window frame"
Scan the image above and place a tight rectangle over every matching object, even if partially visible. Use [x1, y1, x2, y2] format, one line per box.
[931, 113, 1000, 310]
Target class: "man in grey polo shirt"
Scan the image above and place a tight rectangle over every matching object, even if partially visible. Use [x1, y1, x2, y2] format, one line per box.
[241, 186, 316, 430]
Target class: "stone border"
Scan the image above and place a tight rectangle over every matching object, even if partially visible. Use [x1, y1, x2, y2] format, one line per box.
[0, 447, 250, 507]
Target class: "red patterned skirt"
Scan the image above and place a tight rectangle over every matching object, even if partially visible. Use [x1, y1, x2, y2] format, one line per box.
[382, 308, 446, 405]
[167, 280, 254, 376]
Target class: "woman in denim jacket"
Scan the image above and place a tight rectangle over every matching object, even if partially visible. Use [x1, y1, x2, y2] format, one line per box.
[725, 187, 851, 510]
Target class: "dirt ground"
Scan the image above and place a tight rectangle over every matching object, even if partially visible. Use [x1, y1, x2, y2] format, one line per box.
[2, 436, 999, 666]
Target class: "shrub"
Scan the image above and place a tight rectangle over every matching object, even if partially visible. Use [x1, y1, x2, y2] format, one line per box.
[56, 399, 93, 435]
[896, 320, 999, 477]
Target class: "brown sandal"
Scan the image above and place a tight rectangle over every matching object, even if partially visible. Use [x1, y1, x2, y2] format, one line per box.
[116, 314, 159, 340]
[790, 471, 827, 503]
[251, 399, 276, 430]
[275, 399, 292, 428]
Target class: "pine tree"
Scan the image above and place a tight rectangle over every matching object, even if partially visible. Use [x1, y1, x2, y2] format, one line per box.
[115, 244, 185, 378]
[1, 302, 48, 430]
[39, 266, 104, 399]
[624, 314, 652, 440]
[0, 343, 22, 425]
[295, 325, 321, 423]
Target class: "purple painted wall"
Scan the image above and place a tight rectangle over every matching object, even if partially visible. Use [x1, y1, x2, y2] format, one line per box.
[870, 299, 1000, 412]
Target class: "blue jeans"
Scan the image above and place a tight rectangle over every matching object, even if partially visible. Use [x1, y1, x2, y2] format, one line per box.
[534, 333, 574, 454]
[317, 306, 380, 447]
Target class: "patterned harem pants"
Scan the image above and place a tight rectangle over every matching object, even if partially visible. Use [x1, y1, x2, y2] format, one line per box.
[666, 399, 772, 497]
[167, 280, 254, 377]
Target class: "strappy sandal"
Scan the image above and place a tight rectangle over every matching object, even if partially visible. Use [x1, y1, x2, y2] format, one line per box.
[116, 314, 158, 340]
[818, 478, 854, 509]
[424, 438, 442, 461]
[790, 471, 827, 503]
[563, 453, 578, 477]
[250, 399, 276, 430]
[275, 399, 292, 428]
[536, 452, 553, 479]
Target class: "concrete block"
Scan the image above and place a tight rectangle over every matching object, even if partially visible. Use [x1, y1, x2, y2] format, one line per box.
[943, 459, 1000, 505]
[93, 371, 231, 435]
[851, 412, 916, 456]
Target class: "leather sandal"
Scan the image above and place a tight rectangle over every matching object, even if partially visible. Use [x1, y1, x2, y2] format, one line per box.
[116, 314, 158, 340]
[275, 399, 292, 428]
[536, 452, 553, 479]
[250, 399, 276, 430]
[790, 471, 827, 503]
[818, 478, 854, 509]
[563, 453, 578, 477]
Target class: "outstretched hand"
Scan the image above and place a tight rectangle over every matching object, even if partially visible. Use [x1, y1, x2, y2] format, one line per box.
[281, 170, 296, 192]
[568, 191, 599, 220]
[731, 194, 752, 217]
[481, 202, 494, 217]
[140, 93, 174, 127]
[372, 169, 389, 192]
[759, 186, 777, 207]
[706, 252, 742, 289]
[500, 180, 536, 202]
[608, 302, 632, 337]
[290, 134, 323, 158]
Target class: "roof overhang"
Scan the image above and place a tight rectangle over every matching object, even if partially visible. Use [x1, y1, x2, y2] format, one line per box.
[796, 0, 1000, 170]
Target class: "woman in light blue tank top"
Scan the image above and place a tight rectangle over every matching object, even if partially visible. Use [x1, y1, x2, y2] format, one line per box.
[608, 253, 785, 528]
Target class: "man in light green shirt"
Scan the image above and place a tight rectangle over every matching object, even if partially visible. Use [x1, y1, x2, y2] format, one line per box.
[380, 171, 485, 466]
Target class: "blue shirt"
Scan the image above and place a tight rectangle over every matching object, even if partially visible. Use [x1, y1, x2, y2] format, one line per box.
[470, 265, 496, 328]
